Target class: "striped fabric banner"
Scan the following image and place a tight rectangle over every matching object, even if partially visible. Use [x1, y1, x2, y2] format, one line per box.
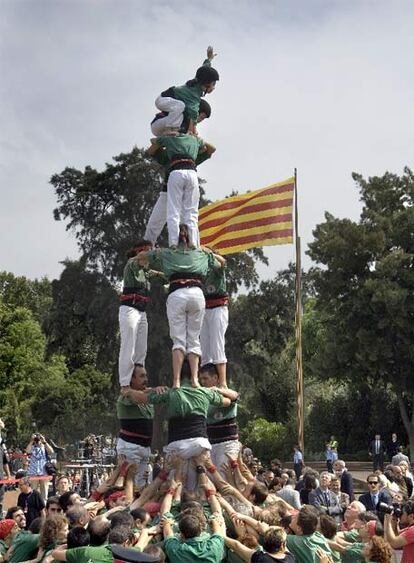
[199, 177, 294, 255]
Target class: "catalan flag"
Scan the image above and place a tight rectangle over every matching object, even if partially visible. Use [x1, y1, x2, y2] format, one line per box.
[199, 177, 294, 255]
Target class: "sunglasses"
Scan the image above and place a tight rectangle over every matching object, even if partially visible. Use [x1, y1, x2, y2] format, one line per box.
[368, 481, 379, 485]
[49, 507, 63, 512]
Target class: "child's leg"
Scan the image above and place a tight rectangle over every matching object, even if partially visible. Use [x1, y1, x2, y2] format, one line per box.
[144, 191, 167, 244]
[167, 171, 185, 247]
[153, 96, 185, 134]
[181, 171, 200, 248]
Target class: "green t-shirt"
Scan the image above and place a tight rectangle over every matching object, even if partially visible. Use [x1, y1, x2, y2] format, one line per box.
[157, 134, 204, 163]
[286, 531, 333, 563]
[0, 540, 7, 557]
[172, 83, 204, 122]
[147, 248, 219, 281]
[66, 543, 114, 563]
[204, 265, 227, 297]
[343, 529, 361, 543]
[207, 400, 237, 425]
[342, 542, 365, 563]
[116, 395, 154, 419]
[9, 531, 39, 563]
[148, 380, 223, 418]
[164, 533, 224, 563]
[122, 259, 151, 292]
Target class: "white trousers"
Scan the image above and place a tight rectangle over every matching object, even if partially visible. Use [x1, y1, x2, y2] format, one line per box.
[116, 438, 152, 487]
[164, 437, 211, 491]
[166, 287, 205, 356]
[144, 192, 167, 245]
[211, 440, 241, 477]
[118, 306, 148, 386]
[167, 170, 200, 248]
[200, 306, 229, 365]
[151, 96, 185, 136]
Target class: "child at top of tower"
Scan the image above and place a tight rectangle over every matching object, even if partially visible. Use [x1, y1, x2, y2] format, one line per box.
[151, 46, 219, 138]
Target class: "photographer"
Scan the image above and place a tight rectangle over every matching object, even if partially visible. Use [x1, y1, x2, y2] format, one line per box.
[26, 433, 54, 501]
[384, 499, 414, 562]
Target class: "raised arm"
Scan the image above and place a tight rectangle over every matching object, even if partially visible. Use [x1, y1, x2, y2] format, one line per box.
[224, 537, 254, 563]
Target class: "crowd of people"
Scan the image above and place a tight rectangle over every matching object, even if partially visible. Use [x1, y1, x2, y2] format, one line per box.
[3, 437, 414, 563]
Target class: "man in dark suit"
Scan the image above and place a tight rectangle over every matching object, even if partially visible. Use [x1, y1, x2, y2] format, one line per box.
[333, 459, 354, 501]
[387, 432, 401, 461]
[369, 433, 386, 471]
[308, 471, 342, 521]
[359, 473, 392, 513]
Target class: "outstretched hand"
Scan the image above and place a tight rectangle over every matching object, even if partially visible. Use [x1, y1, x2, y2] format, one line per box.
[207, 45, 217, 60]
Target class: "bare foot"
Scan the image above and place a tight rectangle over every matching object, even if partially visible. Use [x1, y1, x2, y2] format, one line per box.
[191, 379, 200, 388]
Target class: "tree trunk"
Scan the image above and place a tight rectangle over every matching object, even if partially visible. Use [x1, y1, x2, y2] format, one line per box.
[396, 391, 414, 461]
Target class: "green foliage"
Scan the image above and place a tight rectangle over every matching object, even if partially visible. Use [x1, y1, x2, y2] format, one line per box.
[47, 259, 119, 372]
[307, 167, 414, 454]
[0, 271, 52, 327]
[240, 418, 288, 462]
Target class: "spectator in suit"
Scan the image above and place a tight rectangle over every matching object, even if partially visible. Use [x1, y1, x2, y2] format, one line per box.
[369, 433, 386, 471]
[359, 473, 392, 513]
[330, 475, 350, 518]
[300, 473, 317, 505]
[333, 459, 354, 501]
[308, 472, 342, 521]
[387, 432, 401, 461]
[276, 478, 301, 510]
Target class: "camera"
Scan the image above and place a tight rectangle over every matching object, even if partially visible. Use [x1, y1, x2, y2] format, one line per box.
[378, 502, 403, 518]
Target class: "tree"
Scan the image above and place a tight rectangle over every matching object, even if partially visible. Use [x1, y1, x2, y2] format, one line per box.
[307, 167, 414, 457]
[47, 259, 119, 372]
[0, 271, 52, 328]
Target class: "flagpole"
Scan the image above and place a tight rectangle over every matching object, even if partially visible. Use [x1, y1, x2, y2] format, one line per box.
[294, 168, 305, 455]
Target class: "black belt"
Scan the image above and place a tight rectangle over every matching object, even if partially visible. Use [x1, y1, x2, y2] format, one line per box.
[168, 414, 207, 442]
[207, 418, 239, 444]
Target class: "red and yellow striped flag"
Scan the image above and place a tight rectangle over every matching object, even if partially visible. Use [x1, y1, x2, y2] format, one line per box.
[199, 177, 294, 255]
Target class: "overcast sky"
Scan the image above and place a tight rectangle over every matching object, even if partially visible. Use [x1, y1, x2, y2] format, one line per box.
[1, 0, 413, 283]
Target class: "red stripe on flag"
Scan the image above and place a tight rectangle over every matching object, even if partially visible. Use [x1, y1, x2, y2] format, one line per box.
[200, 200, 292, 231]
[202, 214, 292, 245]
[211, 228, 293, 250]
[199, 183, 294, 220]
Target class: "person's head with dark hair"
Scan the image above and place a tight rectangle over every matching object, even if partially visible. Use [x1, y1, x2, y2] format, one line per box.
[5, 506, 26, 530]
[67, 526, 90, 549]
[108, 511, 134, 530]
[199, 363, 219, 387]
[249, 482, 268, 505]
[180, 491, 198, 505]
[87, 518, 111, 546]
[363, 535, 393, 563]
[179, 505, 207, 529]
[319, 514, 337, 540]
[39, 514, 69, 550]
[56, 475, 71, 495]
[144, 545, 166, 562]
[195, 65, 219, 93]
[130, 508, 150, 529]
[126, 240, 152, 258]
[403, 500, 414, 516]
[297, 506, 318, 536]
[108, 526, 134, 547]
[66, 504, 90, 528]
[179, 514, 202, 540]
[130, 365, 148, 391]
[29, 517, 43, 534]
[46, 496, 63, 516]
[263, 526, 288, 555]
[197, 99, 211, 122]
[268, 477, 284, 492]
[303, 473, 317, 491]
[58, 491, 81, 513]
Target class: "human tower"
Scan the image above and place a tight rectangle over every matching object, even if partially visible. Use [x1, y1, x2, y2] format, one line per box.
[116, 47, 240, 490]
